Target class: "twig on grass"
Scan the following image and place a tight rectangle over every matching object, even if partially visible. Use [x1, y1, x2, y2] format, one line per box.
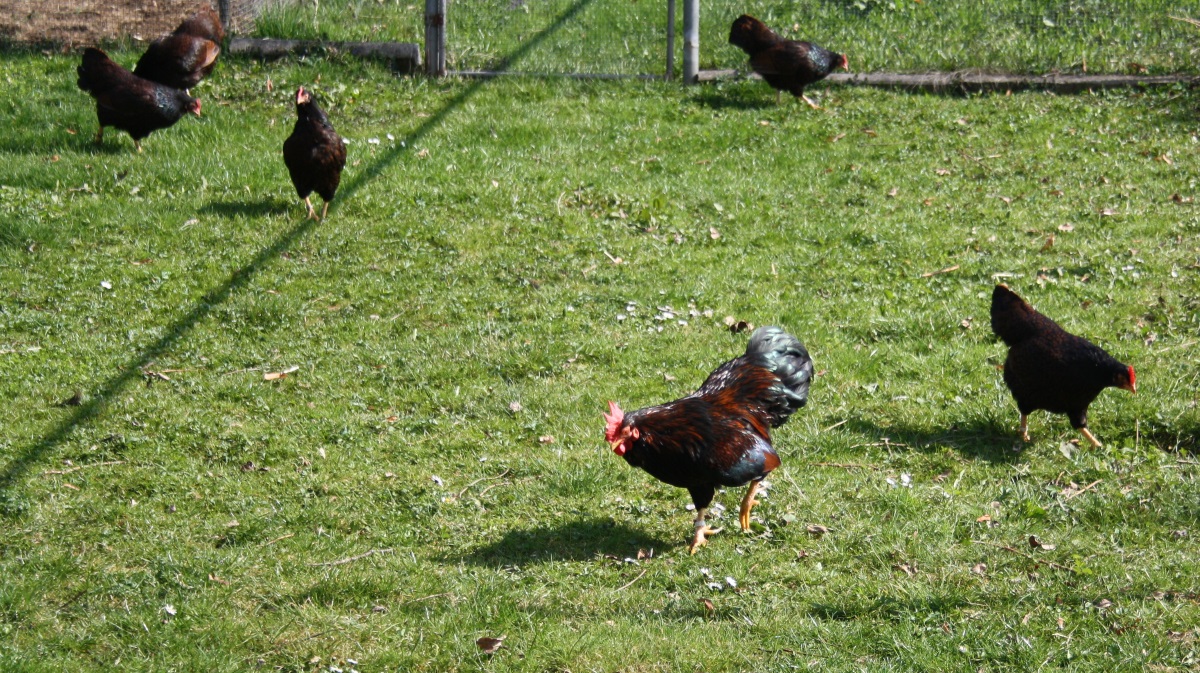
[1064, 479, 1102, 500]
[821, 419, 848, 432]
[613, 568, 648, 593]
[454, 469, 511, 500]
[973, 540, 1076, 573]
[41, 461, 125, 476]
[1170, 15, 1200, 28]
[260, 533, 295, 547]
[921, 265, 959, 278]
[307, 548, 394, 567]
[807, 462, 880, 471]
[399, 592, 453, 605]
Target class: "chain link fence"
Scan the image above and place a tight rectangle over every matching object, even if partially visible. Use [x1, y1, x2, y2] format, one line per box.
[4, 0, 1197, 76]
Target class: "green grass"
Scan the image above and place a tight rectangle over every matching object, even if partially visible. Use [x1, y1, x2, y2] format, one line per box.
[253, 0, 1200, 75]
[2, 47, 1200, 671]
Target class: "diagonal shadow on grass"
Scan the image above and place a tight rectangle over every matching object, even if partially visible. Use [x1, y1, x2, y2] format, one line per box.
[841, 417, 1023, 464]
[452, 517, 670, 566]
[0, 0, 600, 507]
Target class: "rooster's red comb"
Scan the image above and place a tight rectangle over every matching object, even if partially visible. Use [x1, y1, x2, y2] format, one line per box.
[603, 401, 624, 442]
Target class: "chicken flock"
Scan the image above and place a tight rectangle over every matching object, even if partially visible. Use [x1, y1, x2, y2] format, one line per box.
[70, 8, 1145, 554]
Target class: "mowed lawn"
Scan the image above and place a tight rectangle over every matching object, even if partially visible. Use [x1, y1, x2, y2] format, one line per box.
[1, 50, 1199, 671]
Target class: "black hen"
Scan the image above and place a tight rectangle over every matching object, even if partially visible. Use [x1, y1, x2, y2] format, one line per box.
[991, 284, 1136, 447]
[283, 87, 347, 220]
[728, 14, 847, 108]
[77, 47, 201, 152]
[605, 326, 814, 553]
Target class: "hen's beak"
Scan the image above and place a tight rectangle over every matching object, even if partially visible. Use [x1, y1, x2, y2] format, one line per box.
[1125, 381, 1137, 394]
[609, 439, 626, 456]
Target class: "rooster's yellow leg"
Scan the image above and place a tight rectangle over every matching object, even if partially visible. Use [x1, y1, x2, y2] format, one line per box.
[303, 197, 317, 220]
[688, 508, 722, 554]
[1080, 428, 1103, 448]
[1019, 414, 1030, 442]
[739, 481, 762, 531]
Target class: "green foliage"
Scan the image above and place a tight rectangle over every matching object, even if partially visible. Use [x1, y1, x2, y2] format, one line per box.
[1, 50, 1199, 671]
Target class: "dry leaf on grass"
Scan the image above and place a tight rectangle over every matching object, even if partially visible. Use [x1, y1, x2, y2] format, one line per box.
[476, 636, 505, 654]
[806, 524, 829, 536]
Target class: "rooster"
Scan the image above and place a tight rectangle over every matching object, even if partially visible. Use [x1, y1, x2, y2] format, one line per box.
[728, 14, 847, 108]
[991, 284, 1136, 448]
[76, 47, 201, 152]
[604, 326, 813, 553]
[283, 87, 347, 221]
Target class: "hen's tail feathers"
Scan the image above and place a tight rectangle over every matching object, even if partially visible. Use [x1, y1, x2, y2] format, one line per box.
[746, 325, 814, 426]
[990, 284, 1049, 346]
[77, 47, 122, 93]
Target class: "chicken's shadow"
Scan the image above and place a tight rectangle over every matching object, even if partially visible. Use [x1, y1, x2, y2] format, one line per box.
[198, 198, 291, 219]
[842, 417, 1023, 464]
[691, 84, 780, 111]
[451, 517, 669, 566]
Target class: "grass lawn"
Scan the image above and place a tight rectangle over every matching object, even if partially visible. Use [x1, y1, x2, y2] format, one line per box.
[1, 49, 1199, 671]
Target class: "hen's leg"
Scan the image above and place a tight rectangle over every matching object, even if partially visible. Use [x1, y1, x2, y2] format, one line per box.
[134, 139, 142, 153]
[93, 127, 104, 145]
[775, 90, 781, 105]
[1080, 428, 1102, 448]
[303, 197, 317, 220]
[688, 507, 722, 554]
[801, 94, 822, 110]
[320, 200, 330, 220]
[739, 480, 762, 531]
[1019, 414, 1030, 442]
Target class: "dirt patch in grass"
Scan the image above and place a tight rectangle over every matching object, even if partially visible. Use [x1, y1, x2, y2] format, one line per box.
[0, 1, 276, 46]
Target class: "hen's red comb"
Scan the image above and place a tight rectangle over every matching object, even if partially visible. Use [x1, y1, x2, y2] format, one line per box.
[603, 401, 624, 442]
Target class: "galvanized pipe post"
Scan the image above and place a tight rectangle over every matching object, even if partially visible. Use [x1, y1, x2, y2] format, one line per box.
[665, 0, 676, 81]
[681, 0, 698, 84]
[425, 0, 446, 77]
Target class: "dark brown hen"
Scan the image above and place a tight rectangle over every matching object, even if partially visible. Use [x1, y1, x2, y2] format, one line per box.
[991, 284, 1136, 447]
[134, 34, 220, 91]
[76, 47, 201, 152]
[728, 14, 847, 108]
[175, 5, 226, 44]
[604, 326, 813, 553]
[133, 6, 223, 91]
[283, 87, 347, 220]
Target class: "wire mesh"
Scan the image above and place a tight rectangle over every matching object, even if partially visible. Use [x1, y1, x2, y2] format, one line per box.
[704, 0, 1200, 75]
[4, 0, 1197, 76]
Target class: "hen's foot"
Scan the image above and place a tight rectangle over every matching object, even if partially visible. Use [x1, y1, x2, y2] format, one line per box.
[1080, 428, 1103, 448]
[321, 201, 330, 220]
[801, 94, 822, 110]
[304, 197, 317, 220]
[1019, 414, 1030, 442]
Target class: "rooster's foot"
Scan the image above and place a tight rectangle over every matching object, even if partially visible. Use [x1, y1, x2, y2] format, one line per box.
[688, 526, 722, 554]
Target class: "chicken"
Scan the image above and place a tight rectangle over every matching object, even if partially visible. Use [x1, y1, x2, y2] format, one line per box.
[76, 47, 201, 153]
[174, 5, 226, 44]
[728, 14, 847, 108]
[133, 6, 224, 91]
[283, 87, 347, 220]
[604, 326, 814, 553]
[991, 284, 1136, 448]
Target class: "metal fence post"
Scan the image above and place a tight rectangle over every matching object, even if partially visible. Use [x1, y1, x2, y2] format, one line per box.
[425, 0, 446, 77]
[682, 0, 698, 84]
[217, 0, 230, 36]
[665, 0, 676, 81]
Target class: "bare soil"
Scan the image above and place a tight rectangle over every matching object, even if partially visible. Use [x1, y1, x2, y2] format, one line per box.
[0, 1, 260, 46]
